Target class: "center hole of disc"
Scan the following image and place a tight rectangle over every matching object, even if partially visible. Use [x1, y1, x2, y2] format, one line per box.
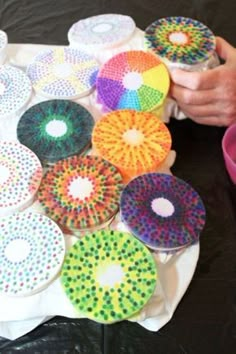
[68, 176, 94, 200]
[45, 119, 68, 138]
[5, 239, 30, 263]
[168, 31, 188, 45]
[92, 23, 113, 33]
[97, 263, 124, 287]
[123, 128, 144, 146]
[53, 63, 73, 78]
[123, 72, 143, 90]
[151, 197, 175, 217]
[0, 164, 10, 184]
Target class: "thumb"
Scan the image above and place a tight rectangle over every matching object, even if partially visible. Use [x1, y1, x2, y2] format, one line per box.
[215, 36, 236, 63]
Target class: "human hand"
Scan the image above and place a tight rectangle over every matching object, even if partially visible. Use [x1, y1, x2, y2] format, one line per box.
[170, 37, 236, 126]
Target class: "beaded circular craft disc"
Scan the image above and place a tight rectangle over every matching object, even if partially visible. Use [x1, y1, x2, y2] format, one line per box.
[0, 212, 65, 296]
[68, 14, 136, 49]
[0, 30, 7, 50]
[145, 17, 216, 65]
[61, 229, 157, 323]
[0, 65, 32, 118]
[0, 141, 43, 216]
[38, 155, 123, 231]
[92, 110, 171, 181]
[27, 47, 99, 99]
[17, 100, 94, 164]
[96, 50, 170, 111]
[120, 173, 206, 250]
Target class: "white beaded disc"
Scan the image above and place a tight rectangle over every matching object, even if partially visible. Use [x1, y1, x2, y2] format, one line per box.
[0, 141, 43, 216]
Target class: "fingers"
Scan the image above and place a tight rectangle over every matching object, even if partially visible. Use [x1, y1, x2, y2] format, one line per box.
[170, 83, 216, 105]
[177, 102, 219, 119]
[215, 36, 236, 62]
[170, 67, 220, 90]
[178, 102, 235, 126]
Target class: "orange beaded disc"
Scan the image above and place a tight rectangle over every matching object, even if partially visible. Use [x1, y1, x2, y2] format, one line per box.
[92, 110, 172, 182]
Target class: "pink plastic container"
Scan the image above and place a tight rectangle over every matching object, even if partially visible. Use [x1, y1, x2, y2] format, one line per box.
[222, 123, 236, 183]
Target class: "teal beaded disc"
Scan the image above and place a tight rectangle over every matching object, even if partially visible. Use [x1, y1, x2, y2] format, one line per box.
[17, 100, 94, 164]
[61, 229, 157, 323]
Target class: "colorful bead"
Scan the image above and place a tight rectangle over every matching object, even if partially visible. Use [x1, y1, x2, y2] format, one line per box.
[17, 100, 94, 164]
[120, 173, 206, 250]
[0, 141, 42, 216]
[38, 155, 123, 231]
[0, 65, 32, 118]
[97, 50, 170, 111]
[145, 17, 215, 65]
[61, 229, 157, 323]
[68, 14, 136, 49]
[27, 47, 99, 99]
[0, 212, 65, 296]
[92, 110, 171, 182]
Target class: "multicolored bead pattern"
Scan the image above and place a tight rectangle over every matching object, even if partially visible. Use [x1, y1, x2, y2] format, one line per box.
[0, 65, 32, 118]
[61, 229, 157, 323]
[0, 212, 65, 296]
[27, 47, 99, 99]
[120, 173, 206, 250]
[38, 155, 123, 231]
[17, 100, 94, 164]
[68, 14, 136, 49]
[145, 17, 216, 65]
[96, 50, 170, 112]
[92, 110, 171, 181]
[0, 30, 7, 49]
[0, 141, 43, 216]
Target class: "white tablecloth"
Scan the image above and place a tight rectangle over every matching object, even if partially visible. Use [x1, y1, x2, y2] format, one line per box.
[0, 38, 200, 340]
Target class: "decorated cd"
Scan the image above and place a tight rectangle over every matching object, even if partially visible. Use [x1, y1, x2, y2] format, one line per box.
[0, 212, 65, 296]
[145, 17, 216, 65]
[92, 110, 171, 181]
[0, 141, 43, 216]
[27, 47, 99, 99]
[120, 173, 206, 250]
[96, 50, 169, 112]
[68, 14, 136, 49]
[17, 100, 94, 164]
[61, 229, 157, 323]
[38, 155, 123, 231]
[0, 30, 7, 50]
[0, 65, 32, 118]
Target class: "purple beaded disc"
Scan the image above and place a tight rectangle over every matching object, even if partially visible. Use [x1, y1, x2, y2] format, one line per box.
[120, 173, 206, 250]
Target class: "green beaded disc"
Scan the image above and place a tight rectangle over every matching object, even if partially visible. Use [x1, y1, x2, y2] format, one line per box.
[60, 229, 157, 323]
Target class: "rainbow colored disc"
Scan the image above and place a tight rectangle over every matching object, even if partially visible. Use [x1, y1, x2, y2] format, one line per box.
[68, 14, 136, 49]
[0, 65, 32, 118]
[96, 50, 170, 112]
[120, 173, 206, 250]
[61, 229, 157, 323]
[0, 212, 65, 296]
[27, 47, 99, 99]
[92, 110, 171, 182]
[0, 141, 43, 216]
[17, 100, 94, 164]
[38, 155, 123, 231]
[145, 17, 216, 66]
